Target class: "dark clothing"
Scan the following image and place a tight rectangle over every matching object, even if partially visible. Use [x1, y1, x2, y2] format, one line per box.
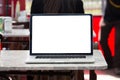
[104, 0, 120, 22]
[114, 25, 120, 68]
[29, 1, 85, 80]
[100, 24, 113, 68]
[31, 0, 84, 14]
[100, 0, 120, 68]
[100, 21, 120, 68]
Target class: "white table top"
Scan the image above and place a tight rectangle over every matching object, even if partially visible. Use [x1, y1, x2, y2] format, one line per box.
[2, 29, 29, 37]
[0, 50, 107, 71]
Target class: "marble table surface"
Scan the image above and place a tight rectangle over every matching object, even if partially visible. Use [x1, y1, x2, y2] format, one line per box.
[0, 50, 107, 71]
[2, 29, 29, 37]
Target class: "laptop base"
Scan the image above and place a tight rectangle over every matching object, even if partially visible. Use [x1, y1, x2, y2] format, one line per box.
[26, 55, 95, 64]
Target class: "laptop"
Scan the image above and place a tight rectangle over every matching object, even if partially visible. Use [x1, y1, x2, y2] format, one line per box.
[26, 14, 95, 64]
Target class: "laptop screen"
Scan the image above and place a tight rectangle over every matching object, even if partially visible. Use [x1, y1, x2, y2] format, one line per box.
[30, 14, 93, 55]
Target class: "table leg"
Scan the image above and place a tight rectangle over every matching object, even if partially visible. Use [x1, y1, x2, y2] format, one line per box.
[73, 70, 84, 80]
[90, 70, 96, 80]
[27, 75, 34, 80]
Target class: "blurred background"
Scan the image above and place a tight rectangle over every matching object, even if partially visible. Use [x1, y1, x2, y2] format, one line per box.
[0, 0, 115, 56]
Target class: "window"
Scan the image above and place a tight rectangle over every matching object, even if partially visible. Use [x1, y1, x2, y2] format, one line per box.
[26, 0, 32, 15]
[0, 0, 4, 15]
[83, 0, 103, 15]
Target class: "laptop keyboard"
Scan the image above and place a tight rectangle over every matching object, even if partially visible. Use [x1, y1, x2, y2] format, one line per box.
[26, 55, 94, 64]
[36, 55, 86, 59]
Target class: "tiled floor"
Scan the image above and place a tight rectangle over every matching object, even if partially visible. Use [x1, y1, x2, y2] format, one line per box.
[84, 69, 120, 80]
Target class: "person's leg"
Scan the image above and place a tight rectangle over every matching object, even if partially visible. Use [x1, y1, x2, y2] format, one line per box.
[100, 24, 113, 69]
[114, 24, 120, 74]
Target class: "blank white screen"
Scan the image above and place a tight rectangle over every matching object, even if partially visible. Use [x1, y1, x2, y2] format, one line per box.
[32, 15, 91, 54]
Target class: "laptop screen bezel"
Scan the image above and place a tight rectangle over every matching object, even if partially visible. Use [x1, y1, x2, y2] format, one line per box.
[30, 14, 93, 56]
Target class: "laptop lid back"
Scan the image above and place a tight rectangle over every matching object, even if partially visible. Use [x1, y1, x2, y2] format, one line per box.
[30, 14, 93, 57]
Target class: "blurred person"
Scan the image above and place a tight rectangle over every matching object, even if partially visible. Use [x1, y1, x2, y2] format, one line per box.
[30, 0, 84, 14]
[99, 0, 120, 74]
[29, 0, 85, 80]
